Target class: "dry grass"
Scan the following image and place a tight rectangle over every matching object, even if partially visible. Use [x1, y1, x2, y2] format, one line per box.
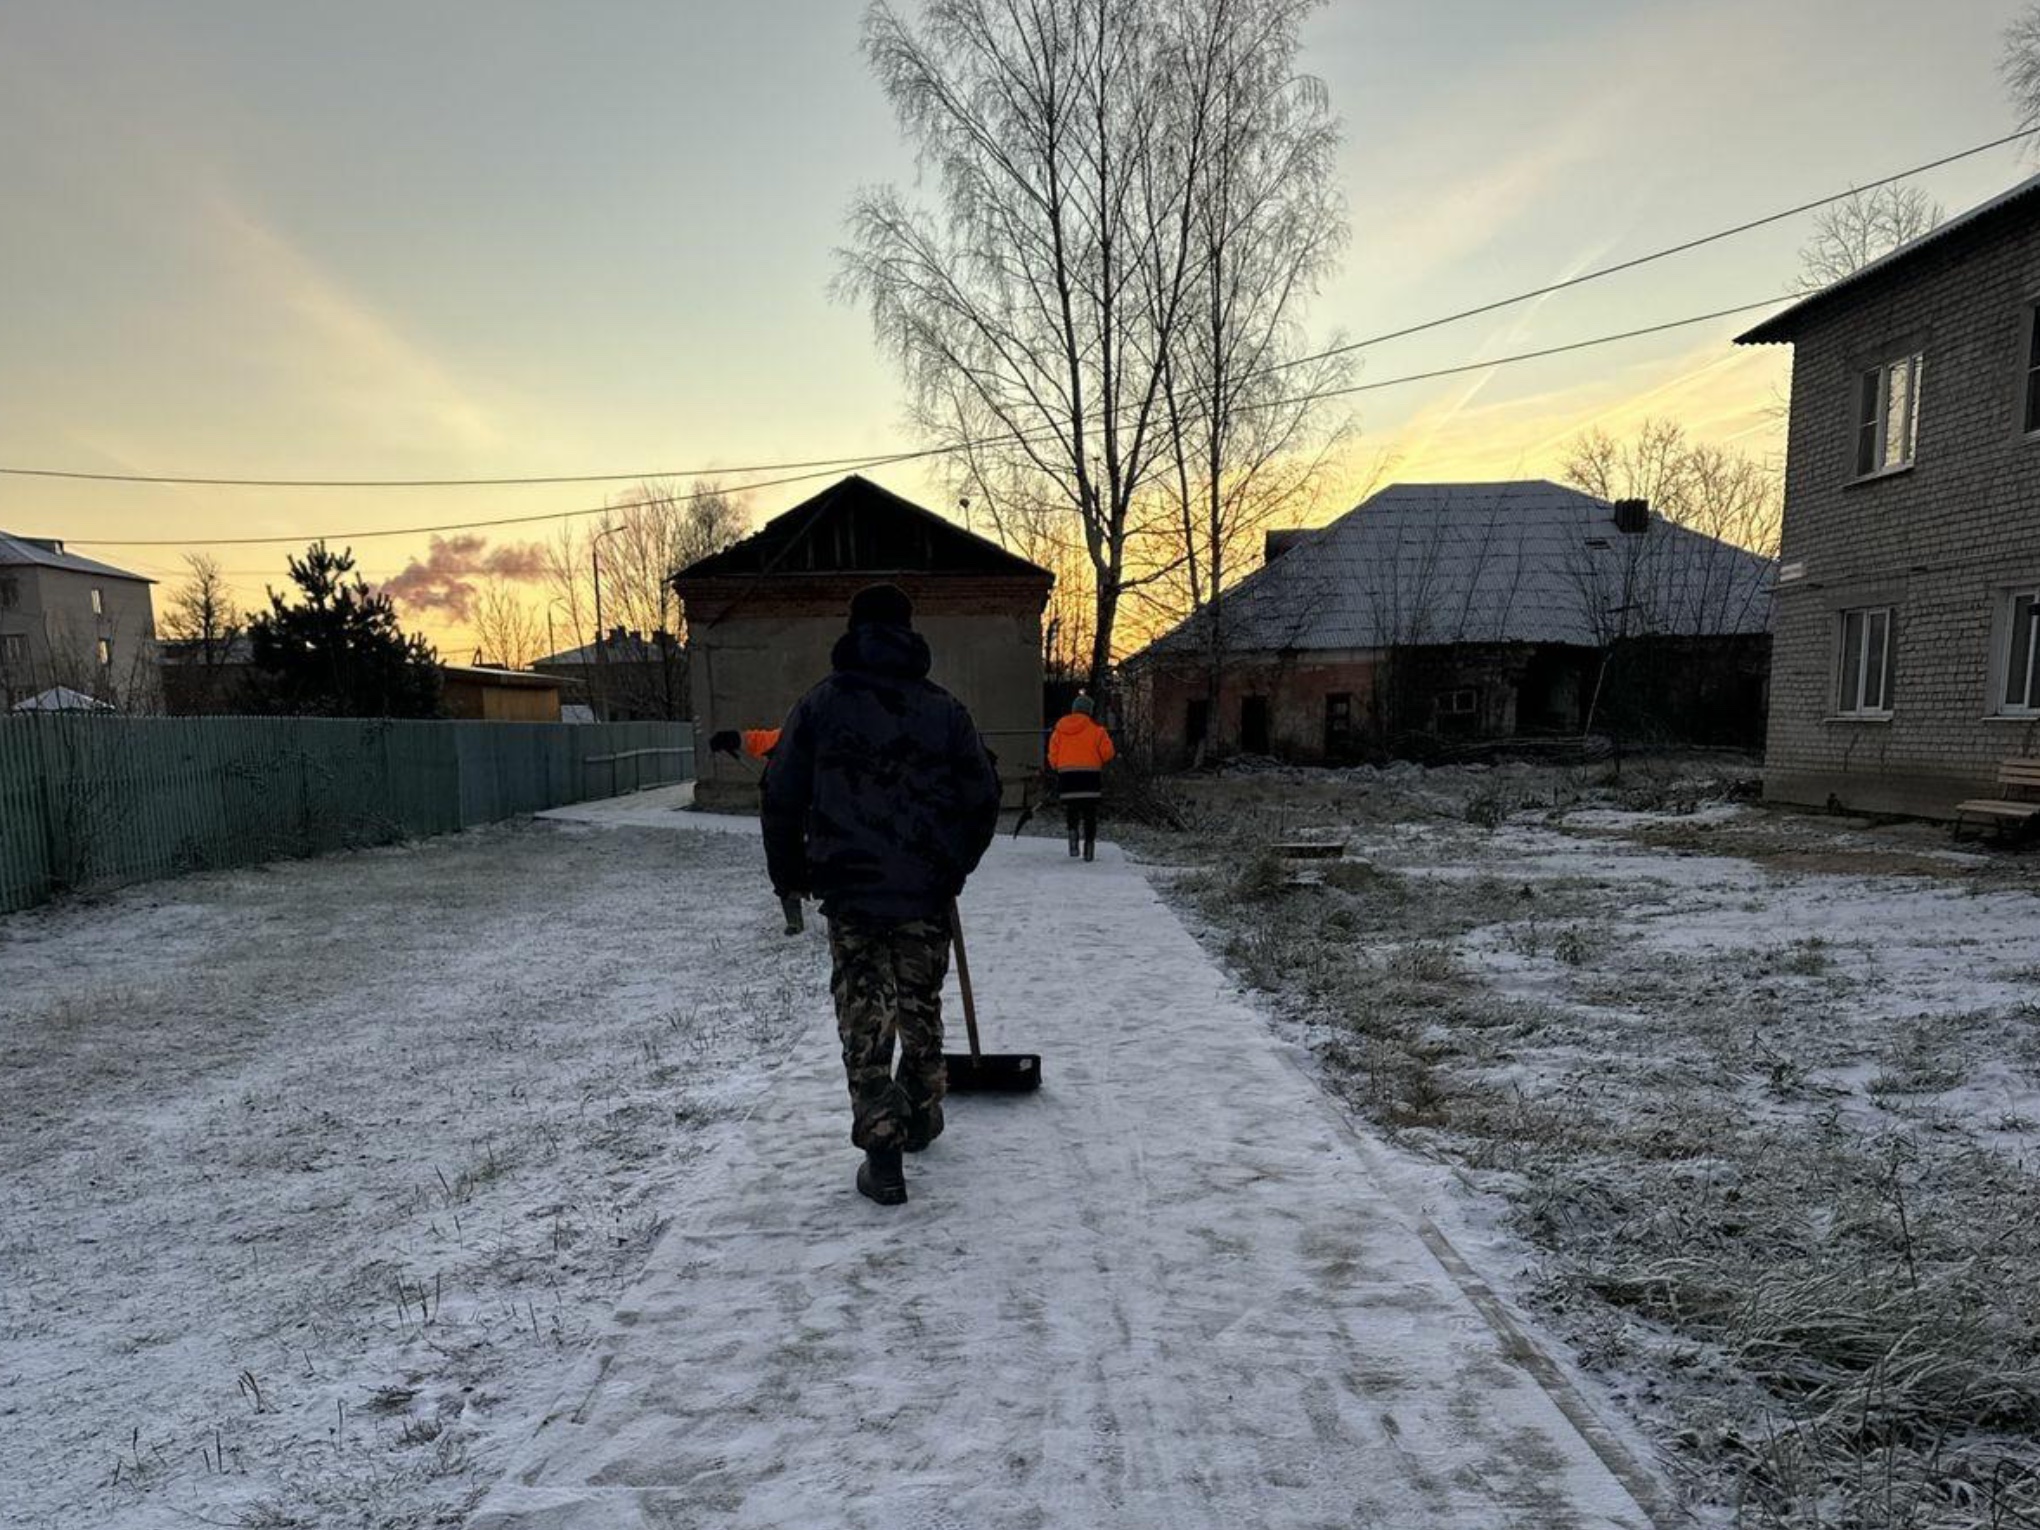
[1158, 761, 2040, 1530]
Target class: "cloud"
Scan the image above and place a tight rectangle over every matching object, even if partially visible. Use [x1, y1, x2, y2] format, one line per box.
[199, 189, 508, 453]
[382, 535, 548, 620]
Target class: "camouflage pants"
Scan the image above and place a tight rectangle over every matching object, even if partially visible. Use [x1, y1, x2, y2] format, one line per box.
[827, 914, 952, 1150]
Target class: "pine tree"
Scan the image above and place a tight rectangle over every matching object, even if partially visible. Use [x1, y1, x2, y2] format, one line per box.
[247, 542, 442, 717]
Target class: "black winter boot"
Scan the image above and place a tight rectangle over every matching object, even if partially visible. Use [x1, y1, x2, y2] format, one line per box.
[1083, 837, 1095, 862]
[857, 1145, 907, 1205]
[1068, 824, 1080, 857]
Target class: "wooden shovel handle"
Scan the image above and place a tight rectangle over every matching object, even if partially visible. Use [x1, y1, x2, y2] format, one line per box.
[948, 897, 983, 1061]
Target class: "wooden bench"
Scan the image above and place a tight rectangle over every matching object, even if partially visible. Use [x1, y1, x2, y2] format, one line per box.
[1954, 758, 2040, 839]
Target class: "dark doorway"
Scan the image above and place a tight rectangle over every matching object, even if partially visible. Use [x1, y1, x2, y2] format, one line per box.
[1241, 695, 1270, 754]
[1185, 697, 1210, 750]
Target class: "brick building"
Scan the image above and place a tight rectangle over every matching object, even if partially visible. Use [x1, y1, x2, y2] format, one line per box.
[1738, 173, 2040, 816]
[673, 475, 1053, 811]
[1126, 481, 1773, 767]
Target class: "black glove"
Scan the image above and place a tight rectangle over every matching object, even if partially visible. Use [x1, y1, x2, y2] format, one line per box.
[708, 730, 741, 759]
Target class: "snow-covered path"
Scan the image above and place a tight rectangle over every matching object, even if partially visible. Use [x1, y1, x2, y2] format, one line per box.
[473, 798, 1664, 1529]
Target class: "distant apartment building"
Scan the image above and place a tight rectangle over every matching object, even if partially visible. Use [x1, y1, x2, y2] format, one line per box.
[1738, 173, 2040, 816]
[0, 533, 159, 710]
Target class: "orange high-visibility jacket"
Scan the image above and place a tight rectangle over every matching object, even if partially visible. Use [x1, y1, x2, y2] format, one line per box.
[743, 728, 782, 760]
[1046, 714, 1115, 772]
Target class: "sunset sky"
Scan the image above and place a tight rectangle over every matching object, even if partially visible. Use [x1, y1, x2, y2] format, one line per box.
[1, 0, 2032, 656]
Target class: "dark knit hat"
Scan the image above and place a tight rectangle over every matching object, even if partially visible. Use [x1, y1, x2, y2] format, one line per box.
[847, 582, 914, 630]
[1072, 694, 1095, 716]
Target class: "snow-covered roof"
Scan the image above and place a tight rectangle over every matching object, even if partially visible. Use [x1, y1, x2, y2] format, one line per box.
[1134, 480, 1774, 661]
[1740, 171, 2040, 344]
[0, 532, 153, 583]
[11, 686, 113, 712]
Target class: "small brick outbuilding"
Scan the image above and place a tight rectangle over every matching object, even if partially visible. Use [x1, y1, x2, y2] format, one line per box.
[672, 475, 1053, 812]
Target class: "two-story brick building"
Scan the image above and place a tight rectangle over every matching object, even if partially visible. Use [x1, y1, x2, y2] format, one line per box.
[1739, 173, 2040, 816]
[0, 533, 159, 711]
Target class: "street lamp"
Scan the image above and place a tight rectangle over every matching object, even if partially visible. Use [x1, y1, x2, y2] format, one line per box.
[544, 597, 575, 669]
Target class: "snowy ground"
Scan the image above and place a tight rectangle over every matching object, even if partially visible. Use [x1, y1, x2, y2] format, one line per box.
[0, 808, 823, 1529]
[1154, 761, 2040, 1527]
[14, 761, 2035, 1529]
[473, 803, 1663, 1529]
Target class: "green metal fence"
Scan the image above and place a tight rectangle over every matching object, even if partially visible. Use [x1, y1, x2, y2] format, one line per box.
[0, 715, 694, 914]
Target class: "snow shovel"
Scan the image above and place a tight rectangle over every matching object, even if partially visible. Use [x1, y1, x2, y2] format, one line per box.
[943, 898, 1041, 1093]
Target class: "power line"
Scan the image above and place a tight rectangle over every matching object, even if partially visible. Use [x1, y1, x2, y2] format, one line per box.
[65, 291, 1793, 550]
[64, 459, 909, 548]
[0, 445, 945, 490]
[10, 127, 2029, 494]
[1269, 295, 1792, 406]
[1263, 126, 2036, 373]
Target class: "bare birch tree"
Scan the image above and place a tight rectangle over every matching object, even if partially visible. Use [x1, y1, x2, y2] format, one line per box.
[470, 578, 546, 670]
[840, 0, 1345, 694]
[2006, 5, 2040, 133]
[162, 554, 243, 663]
[1794, 184, 1943, 293]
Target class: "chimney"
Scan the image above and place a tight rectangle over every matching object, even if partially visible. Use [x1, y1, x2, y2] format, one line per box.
[1264, 529, 1308, 565]
[1613, 498, 1650, 535]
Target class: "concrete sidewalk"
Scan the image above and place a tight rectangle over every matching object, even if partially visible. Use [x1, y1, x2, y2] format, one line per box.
[476, 805, 1666, 1529]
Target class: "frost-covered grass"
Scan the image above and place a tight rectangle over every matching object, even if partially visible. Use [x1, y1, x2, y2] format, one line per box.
[0, 817, 820, 1530]
[1153, 761, 2040, 1529]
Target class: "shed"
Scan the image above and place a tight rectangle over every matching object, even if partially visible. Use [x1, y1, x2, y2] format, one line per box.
[672, 475, 1054, 812]
[439, 664, 564, 722]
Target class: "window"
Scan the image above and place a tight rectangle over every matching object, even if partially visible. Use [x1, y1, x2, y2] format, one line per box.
[1836, 607, 1894, 716]
[0, 633, 24, 667]
[1998, 588, 2040, 715]
[2025, 309, 2040, 435]
[1325, 692, 1353, 754]
[90, 587, 104, 616]
[1855, 354, 1921, 476]
[97, 638, 113, 667]
[0, 576, 17, 610]
[1438, 688, 1478, 716]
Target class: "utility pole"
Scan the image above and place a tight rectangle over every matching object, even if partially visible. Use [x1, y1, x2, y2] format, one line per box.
[591, 524, 623, 721]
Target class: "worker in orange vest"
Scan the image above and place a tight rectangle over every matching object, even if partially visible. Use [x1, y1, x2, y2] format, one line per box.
[1046, 694, 1114, 861]
[708, 726, 781, 763]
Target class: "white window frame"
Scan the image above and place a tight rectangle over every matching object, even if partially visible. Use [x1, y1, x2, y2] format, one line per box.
[96, 637, 113, 667]
[1836, 607, 1895, 717]
[0, 632, 25, 666]
[1854, 353, 1922, 478]
[90, 587, 105, 616]
[1994, 586, 2040, 717]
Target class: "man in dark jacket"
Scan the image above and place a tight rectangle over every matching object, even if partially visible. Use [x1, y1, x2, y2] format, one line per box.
[761, 583, 1002, 1206]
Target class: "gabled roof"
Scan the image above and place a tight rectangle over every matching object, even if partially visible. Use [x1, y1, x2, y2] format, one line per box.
[1133, 480, 1774, 661]
[0, 532, 153, 583]
[533, 632, 674, 667]
[673, 474, 1049, 583]
[1739, 171, 2040, 345]
[11, 686, 113, 712]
